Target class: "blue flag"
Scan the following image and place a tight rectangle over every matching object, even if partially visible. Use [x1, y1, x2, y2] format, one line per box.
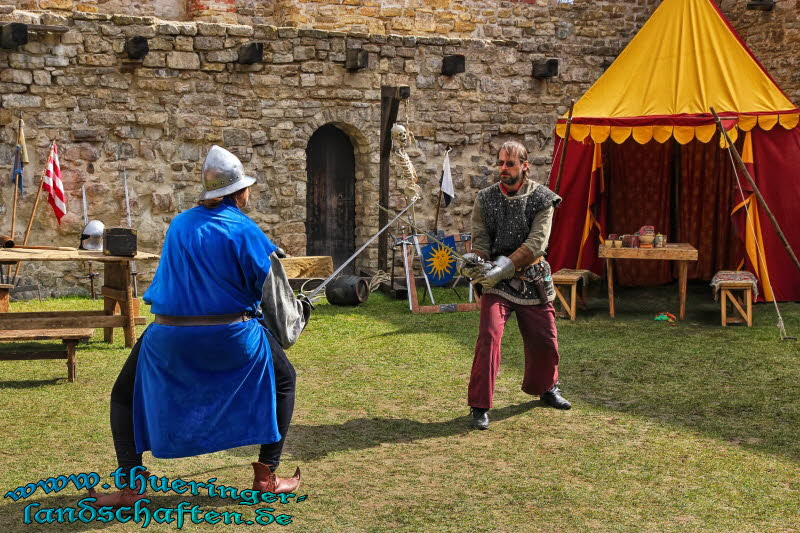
[11, 145, 24, 196]
[421, 235, 457, 286]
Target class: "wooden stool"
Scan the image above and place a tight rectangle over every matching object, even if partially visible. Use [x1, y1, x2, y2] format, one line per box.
[719, 281, 753, 327]
[0, 283, 14, 312]
[0, 328, 94, 382]
[552, 269, 590, 320]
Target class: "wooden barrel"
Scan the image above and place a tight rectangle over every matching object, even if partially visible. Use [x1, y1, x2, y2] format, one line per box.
[325, 275, 369, 306]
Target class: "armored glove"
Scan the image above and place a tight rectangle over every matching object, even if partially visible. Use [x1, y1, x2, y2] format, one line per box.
[297, 293, 314, 323]
[473, 255, 515, 289]
[457, 252, 491, 279]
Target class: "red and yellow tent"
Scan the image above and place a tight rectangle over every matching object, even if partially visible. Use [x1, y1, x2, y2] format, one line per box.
[548, 0, 800, 301]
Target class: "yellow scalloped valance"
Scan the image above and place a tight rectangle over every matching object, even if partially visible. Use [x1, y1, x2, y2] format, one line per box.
[556, 114, 800, 145]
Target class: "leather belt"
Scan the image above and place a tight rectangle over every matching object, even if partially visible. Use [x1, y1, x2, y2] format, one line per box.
[154, 313, 252, 326]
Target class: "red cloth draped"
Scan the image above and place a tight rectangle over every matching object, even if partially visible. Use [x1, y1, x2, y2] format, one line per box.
[605, 139, 673, 286]
[678, 139, 743, 280]
[747, 127, 800, 301]
[548, 138, 596, 272]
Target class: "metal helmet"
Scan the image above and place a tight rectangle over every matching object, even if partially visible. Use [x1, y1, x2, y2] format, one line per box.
[80, 220, 105, 251]
[200, 145, 256, 200]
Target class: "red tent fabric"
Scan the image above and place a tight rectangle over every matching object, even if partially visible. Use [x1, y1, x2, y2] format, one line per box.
[547, 0, 800, 301]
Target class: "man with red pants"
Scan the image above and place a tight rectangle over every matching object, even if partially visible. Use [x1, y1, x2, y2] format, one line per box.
[458, 140, 571, 430]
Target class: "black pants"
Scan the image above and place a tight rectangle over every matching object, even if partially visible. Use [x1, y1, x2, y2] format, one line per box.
[110, 328, 297, 479]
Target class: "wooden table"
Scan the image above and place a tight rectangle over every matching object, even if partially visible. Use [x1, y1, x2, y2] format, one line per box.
[0, 249, 159, 347]
[598, 243, 698, 320]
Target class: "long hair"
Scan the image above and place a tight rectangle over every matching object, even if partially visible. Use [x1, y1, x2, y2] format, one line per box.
[499, 140, 529, 179]
[199, 186, 249, 209]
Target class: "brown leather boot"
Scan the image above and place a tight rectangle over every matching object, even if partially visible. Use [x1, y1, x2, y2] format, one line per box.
[252, 462, 301, 494]
[87, 470, 150, 509]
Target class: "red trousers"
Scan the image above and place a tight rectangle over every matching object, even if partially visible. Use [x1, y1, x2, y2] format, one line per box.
[468, 293, 560, 409]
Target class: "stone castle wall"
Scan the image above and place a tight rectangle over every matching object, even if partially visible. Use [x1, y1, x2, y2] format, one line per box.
[0, 0, 797, 296]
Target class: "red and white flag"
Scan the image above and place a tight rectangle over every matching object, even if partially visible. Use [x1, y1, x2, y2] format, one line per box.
[41, 142, 66, 223]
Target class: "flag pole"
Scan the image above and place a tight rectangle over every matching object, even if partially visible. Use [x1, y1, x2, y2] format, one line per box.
[8, 117, 23, 279]
[433, 147, 450, 234]
[433, 177, 444, 234]
[10, 117, 23, 241]
[14, 141, 55, 279]
[553, 100, 574, 195]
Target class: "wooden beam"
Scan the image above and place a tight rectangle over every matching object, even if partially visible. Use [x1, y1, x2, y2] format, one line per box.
[378, 86, 409, 270]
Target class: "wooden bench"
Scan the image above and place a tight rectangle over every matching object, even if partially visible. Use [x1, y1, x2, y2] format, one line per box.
[552, 269, 591, 320]
[0, 329, 94, 382]
[718, 281, 753, 327]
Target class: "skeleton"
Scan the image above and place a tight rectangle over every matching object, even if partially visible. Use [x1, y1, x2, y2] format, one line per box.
[391, 123, 421, 200]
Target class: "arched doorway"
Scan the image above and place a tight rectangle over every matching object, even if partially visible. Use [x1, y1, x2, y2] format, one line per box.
[306, 124, 356, 271]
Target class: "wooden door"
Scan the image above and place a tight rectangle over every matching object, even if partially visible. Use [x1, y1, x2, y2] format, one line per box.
[306, 124, 356, 271]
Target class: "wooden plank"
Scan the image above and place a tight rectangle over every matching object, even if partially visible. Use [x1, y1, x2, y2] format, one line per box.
[0, 310, 109, 318]
[101, 286, 127, 302]
[598, 244, 698, 261]
[0, 351, 67, 360]
[0, 315, 145, 329]
[552, 272, 584, 283]
[0, 249, 159, 262]
[412, 303, 480, 313]
[279, 256, 334, 278]
[0, 328, 94, 341]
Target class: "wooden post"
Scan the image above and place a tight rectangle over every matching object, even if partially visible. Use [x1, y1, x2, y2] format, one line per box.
[711, 107, 800, 277]
[379, 86, 409, 270]
[121, 261, 135, 348]
[8, 118, 23, 279]
[678, 260, 688, 320]
[721, 289, 727, 327]
[606, 257, 615, 318]
[553, 100, 574, 195]
[14, 143, 54, 279]
[64, 339, 77, 382]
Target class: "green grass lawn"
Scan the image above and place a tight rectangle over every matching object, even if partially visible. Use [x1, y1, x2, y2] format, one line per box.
[1, 283, 799, 532]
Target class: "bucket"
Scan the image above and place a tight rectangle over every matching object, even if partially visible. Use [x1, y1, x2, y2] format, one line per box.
[325, 275, 369, 306]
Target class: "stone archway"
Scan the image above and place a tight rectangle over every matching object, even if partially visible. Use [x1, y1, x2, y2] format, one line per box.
[299, 109, 379, 271]
[306, 124, 356, 270]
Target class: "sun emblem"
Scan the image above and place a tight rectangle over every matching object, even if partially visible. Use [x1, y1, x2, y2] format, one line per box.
[425, 243, 456, 281]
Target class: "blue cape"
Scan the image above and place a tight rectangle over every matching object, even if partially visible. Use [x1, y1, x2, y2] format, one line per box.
[134, 198, 280, 458]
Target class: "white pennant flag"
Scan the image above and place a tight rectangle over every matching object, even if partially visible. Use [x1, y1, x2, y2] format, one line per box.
[440, 150, 455, 207]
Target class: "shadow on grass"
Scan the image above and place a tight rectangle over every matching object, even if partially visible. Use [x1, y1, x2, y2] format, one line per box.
[0, 492, 252, 532]
[367, 282, 800, 461]
[227, 401, 541, 462]
[0, 378, 63, 389]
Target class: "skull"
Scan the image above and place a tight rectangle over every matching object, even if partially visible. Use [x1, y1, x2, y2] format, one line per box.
[391, 123, 408, 149]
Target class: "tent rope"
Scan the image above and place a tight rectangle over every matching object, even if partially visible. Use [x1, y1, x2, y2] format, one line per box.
[723, 145, 791, 341]
[547, 134, 565, 185]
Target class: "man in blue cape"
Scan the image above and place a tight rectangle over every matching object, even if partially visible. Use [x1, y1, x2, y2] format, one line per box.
[90, 145, 310, 507]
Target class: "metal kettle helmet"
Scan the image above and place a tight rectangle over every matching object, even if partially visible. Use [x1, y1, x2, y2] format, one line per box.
[200, 145, 256, 200]
[80, 220, 105, 251]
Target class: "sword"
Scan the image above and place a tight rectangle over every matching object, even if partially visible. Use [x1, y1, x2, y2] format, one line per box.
[81, 185, 89, 227]
[304, 197, 419, 303]
[80, 185, 97, 300]
[122, 168, 138, 297]
[376, 203, 469, 263]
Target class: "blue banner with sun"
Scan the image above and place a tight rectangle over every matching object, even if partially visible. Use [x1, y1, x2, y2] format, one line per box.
[421, 235, 457, 286]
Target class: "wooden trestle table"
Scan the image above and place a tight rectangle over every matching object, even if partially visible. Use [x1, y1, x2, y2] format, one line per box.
[598, 243, 698, 320]
[0, 249, 159, 347]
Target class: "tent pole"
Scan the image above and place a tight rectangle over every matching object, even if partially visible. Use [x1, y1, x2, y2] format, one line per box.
[553, 100, 574, 195]
[711, 107, 800, 277]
